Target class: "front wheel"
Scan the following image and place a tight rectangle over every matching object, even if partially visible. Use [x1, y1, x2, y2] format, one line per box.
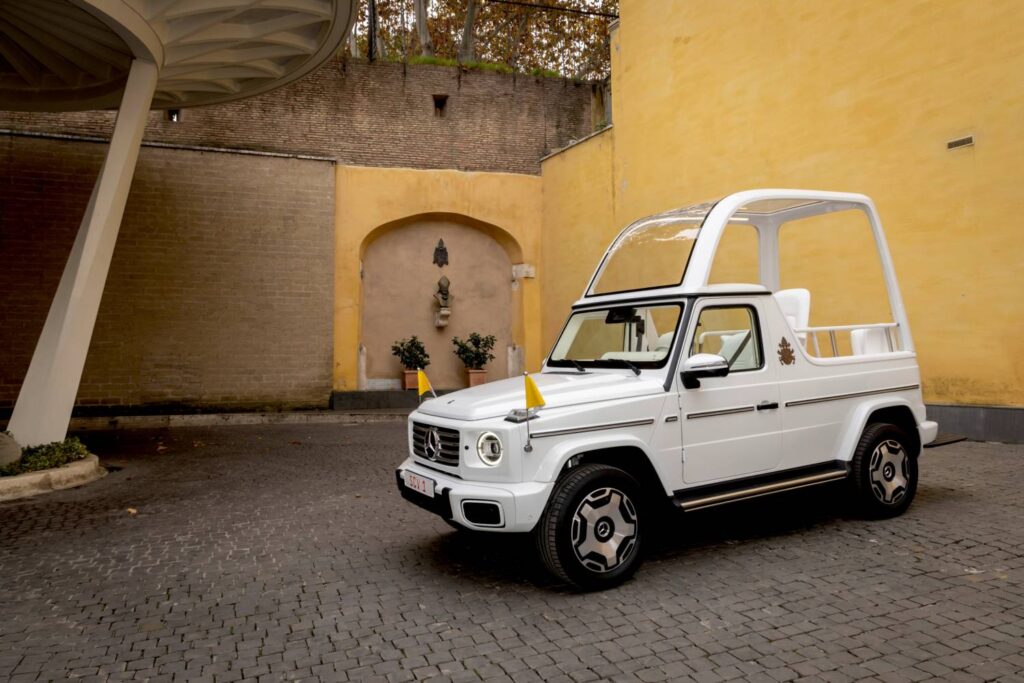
[849, 422, 918, 518]
[535, 463, 645, 590]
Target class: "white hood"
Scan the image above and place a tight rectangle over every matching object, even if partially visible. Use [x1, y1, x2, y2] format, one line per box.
[416, 371, 666, 421]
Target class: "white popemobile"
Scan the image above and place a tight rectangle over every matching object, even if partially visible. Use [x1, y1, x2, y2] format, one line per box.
[396, 189, 938, 589]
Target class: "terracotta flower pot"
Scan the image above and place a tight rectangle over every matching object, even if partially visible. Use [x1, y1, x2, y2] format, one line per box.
[402, 369, 418, 390]
[467, 369, 487, 387]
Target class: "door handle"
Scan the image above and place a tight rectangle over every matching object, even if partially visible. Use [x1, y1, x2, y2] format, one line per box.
[756, 401, 779, 411]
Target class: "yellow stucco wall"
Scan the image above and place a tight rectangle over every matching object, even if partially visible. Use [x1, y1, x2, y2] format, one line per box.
[334, 165, 543, 391]
[539, 128, 617, 349]
[541, 0, 1024, 406]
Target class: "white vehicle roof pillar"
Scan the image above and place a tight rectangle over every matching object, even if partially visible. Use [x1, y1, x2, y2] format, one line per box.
[7, 59, 158, 447]
[680, 199, 737, 291]
[757, 218, 781, 292]
[862, 199, 915, 353]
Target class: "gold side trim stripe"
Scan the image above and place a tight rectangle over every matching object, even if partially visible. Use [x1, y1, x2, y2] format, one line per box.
[686, 405, 755, 420]
[679, 470, 847, 511]
[785, 384, 920, 408]
[531, 418, 656, 439]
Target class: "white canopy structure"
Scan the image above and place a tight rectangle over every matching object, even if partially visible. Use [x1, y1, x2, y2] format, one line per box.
[1, 0, 356, 446]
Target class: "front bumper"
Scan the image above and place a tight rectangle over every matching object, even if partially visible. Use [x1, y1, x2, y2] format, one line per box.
[396, 459, 553, 533]
[919, 420, 939, 446]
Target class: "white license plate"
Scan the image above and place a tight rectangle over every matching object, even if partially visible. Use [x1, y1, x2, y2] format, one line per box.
[404, 471, 435, 498]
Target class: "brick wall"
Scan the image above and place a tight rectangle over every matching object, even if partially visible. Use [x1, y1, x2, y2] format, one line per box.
[0, 61, 591, 412]
[0, 60, 595, 174]
[0, 136, 333, 411]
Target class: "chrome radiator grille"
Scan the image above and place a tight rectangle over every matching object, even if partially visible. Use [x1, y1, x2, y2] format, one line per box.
[412, 422, 460, 466]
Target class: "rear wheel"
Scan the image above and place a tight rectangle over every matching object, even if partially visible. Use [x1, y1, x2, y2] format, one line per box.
[535, 463, 644, 590]
[849, 422, 918, 518]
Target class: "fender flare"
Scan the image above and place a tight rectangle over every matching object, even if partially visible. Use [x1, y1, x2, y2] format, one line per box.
[534, 432, 662, 486]
[836, 396, 919, 462]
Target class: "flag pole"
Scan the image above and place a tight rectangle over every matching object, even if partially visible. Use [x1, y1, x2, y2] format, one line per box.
[523, 372, 534, 452]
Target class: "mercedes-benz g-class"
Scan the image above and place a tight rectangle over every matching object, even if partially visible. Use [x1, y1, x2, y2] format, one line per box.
[397, 189, 938, 589]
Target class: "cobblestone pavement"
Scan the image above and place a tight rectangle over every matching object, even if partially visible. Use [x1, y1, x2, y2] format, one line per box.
[1, 424, 1022, 683]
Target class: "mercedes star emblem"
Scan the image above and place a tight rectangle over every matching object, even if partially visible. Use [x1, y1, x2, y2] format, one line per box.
[424, 427, 442, 461]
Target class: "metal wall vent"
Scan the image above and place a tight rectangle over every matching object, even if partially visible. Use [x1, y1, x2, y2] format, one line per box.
[946, 135, 974, 150]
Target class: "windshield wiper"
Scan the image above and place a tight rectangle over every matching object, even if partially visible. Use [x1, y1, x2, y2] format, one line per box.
[610, 358, 641, 376]
[569, 360, 586, 373]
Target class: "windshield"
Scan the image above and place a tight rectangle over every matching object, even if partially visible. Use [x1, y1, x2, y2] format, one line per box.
[589, 201, 717, 295]
[548, 304, 683, 369]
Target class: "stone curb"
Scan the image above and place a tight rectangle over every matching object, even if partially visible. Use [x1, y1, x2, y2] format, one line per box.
[65, 410, 410, 431]
[0, 454, 107, 502]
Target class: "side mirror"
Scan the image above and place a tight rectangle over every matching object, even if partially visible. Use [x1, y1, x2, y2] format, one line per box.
[680, 353, 729, 389]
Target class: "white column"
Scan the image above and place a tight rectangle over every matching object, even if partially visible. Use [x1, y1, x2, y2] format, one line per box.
[8, 60, 159, 447]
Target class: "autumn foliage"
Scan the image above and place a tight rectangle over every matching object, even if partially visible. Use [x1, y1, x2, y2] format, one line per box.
[350, 0, 617, 80]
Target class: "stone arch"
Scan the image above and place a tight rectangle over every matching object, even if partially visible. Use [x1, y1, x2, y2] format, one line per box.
[359, 212, 526, 390]
[359, 212, 524, 262]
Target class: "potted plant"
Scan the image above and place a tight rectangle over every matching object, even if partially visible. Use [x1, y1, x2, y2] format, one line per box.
[391, 336, 430, 390]
[452, 332, 496, 387]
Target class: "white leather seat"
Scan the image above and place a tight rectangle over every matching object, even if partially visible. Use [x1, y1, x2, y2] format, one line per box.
[851, 328, 889, 355]
[654, 331, 674, 354]
[773, 288, 811, 345]
[719, 331, 758, 370]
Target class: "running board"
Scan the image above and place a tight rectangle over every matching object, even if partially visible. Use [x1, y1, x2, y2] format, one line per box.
[674, 463, 849, 512]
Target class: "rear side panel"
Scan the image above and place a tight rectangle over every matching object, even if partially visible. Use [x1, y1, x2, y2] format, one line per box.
[761, 300, 927, 467]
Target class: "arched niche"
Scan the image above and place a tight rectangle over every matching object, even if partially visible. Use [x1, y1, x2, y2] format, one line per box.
[359, 213, 524, 390]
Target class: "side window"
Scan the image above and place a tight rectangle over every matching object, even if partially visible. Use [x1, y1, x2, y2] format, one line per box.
[690, 306, 763, 372]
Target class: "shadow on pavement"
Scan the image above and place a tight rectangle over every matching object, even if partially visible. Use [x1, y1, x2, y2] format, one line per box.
[411, 480, 957, 592]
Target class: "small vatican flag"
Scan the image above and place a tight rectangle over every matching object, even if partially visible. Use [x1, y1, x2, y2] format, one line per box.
[417, 369, 436, 398]
[524, 373, 545, 410]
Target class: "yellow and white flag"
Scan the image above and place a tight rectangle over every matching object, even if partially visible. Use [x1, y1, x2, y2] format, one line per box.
[524, 374, 545, 410]
[417, 369, 436, 398]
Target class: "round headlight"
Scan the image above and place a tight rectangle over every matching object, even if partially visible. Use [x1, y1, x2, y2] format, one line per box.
[476, 432, 503, 466]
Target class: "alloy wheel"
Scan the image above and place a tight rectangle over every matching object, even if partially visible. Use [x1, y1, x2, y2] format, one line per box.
[570, 487, 638, 572]
[869, 439, 909, 505]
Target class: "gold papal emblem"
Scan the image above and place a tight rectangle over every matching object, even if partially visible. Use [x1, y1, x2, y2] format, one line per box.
[778, 338, 796, 366]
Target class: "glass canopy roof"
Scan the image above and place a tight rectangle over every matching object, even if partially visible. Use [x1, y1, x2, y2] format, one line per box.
[589, 201, 717, 296]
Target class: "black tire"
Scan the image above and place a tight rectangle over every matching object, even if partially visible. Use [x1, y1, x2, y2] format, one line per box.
[849, 422, 918, 518]
[535, 463, 645, 590]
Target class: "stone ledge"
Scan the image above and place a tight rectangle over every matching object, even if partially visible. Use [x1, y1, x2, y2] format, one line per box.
[926, 403, 1024, 444]
[0, 454, 106, 502]
[70, 410, 411, 431]
[1, 410, 411, 433]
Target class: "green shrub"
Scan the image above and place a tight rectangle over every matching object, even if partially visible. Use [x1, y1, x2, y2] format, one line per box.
[0, 437, 90, 477]
[467, 61, 513, 75]
[408, 55, 515, 75]
[409, 55, 458, 68]
[452, 332, 497, 370]
[391, 336, 430, 370]
[529, 67, 561, 79]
